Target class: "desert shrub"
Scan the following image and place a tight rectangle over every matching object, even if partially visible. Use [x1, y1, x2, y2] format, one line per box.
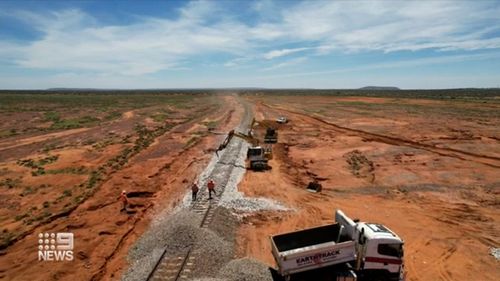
[0, 178, 22, 189]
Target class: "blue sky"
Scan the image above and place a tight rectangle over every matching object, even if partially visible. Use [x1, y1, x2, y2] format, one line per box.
[0, 0, 499, 89]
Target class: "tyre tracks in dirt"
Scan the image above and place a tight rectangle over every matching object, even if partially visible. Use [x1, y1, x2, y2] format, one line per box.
[261, 103, 500, 169]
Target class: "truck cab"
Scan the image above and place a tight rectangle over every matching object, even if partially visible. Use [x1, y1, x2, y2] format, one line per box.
[355, 223, 404, 281]
[336, 210, 405, 281]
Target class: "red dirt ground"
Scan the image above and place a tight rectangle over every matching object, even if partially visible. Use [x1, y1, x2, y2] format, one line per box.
[0, 94, 244, 281]
[236, 96, 499, 281]
[1, 94, 498, 281]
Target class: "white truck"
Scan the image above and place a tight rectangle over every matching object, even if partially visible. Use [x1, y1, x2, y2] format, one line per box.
[270, 210, 405, 281]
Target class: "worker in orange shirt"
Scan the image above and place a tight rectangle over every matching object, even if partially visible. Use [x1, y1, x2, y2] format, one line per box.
[191, 182, 199, 201]
[207, 179, 216, 199]
[119, 190, 128, 212]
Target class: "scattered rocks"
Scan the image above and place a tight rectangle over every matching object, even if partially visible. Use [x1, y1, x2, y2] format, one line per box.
[490, 247, 500, 260]
[190, 228, 233, 277]
[344, 150, 375, 182]
[219, 258, 273, 281]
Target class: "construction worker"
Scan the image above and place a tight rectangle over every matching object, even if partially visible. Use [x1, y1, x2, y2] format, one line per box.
[207, 179, 216, 199]
[119, 190, 128, 212]
[191, 182, 199, 201]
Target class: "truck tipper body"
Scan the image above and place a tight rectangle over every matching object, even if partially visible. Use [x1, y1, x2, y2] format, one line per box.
[270, 210, 405, 281]
[270, 223, 356, 276]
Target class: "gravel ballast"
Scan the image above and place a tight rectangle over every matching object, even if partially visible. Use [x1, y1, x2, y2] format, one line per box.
[219, 258, 274, 281]
[123, 100, 289, 281]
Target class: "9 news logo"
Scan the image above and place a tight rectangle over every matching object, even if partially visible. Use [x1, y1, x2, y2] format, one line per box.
[38, 232, 74, 261]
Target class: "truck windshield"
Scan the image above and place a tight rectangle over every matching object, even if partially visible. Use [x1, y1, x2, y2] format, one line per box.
[378, 243, 403, 258]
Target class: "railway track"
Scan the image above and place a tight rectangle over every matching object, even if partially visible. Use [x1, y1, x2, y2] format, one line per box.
[146, 143, 242, 280]
[145, 197, 222, 281]
[145, 97, 252, 281]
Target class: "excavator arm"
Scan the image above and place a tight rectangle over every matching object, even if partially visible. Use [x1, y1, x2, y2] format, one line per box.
[215, 129, 260, 157]
[216, 130, 235, 156]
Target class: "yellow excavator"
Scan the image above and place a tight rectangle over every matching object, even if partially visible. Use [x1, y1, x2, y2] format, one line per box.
[248, 118, 278, 143]
[216, 129, 272, 171]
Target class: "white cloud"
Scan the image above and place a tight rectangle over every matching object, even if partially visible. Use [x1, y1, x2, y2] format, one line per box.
[262, 57, 307, 71]
[224, 57, 252, 67]
[275, 1, 500, 53]
[5, 3, 252, 76]
[263, 47, 310, 59]
[0, 0, 499, 80]
[255, 52, 500, 80]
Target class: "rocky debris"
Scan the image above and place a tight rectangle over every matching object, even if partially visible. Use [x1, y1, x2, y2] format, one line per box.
[191, 227, 233, 278]
[344, 150, 375, 182]
[123, 207, 238, 281]
[490, 247, 500, 260]
[122, 209, 201, 281]
[218, 258, 273, 281]
[207, 207, 238, 244]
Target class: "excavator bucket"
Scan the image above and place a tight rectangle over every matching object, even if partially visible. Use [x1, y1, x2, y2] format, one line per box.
[215, 130, 235, 157]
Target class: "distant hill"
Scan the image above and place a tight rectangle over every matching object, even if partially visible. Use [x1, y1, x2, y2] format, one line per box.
[359, 86, 400, 90]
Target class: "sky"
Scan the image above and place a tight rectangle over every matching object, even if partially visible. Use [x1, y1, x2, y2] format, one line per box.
[0, 0, 499, 89]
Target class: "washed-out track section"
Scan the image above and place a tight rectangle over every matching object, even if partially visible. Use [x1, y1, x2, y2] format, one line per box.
[146, 136, 244, 281]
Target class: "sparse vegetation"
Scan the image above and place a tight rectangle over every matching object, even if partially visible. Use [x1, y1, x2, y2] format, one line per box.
[0, 177, 22, 189]
[0, 229, 15, 249]
[151, 112, 169, 122]
[184, 136, 199, 148]
[17, 155, 60, 176]
[62, 189, 72, 197]
[0, 128, 18, 138]
[14, 213, 29, 221]
[202, 120, 218, 130]
[104, 110, 122, 121]
[45, 166, 88, 175]
[86, 170, 102, 189]
[43, 111, 60, 122]
[20, 186, 36, 196]
[0, 91, 217, 258]
[50, 115, 100, 130]
[17, 155, 59, 169]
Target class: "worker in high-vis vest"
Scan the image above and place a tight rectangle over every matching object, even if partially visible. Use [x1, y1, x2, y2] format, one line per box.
[207, 179, 216, 199]
[191, 182, 199, 201]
